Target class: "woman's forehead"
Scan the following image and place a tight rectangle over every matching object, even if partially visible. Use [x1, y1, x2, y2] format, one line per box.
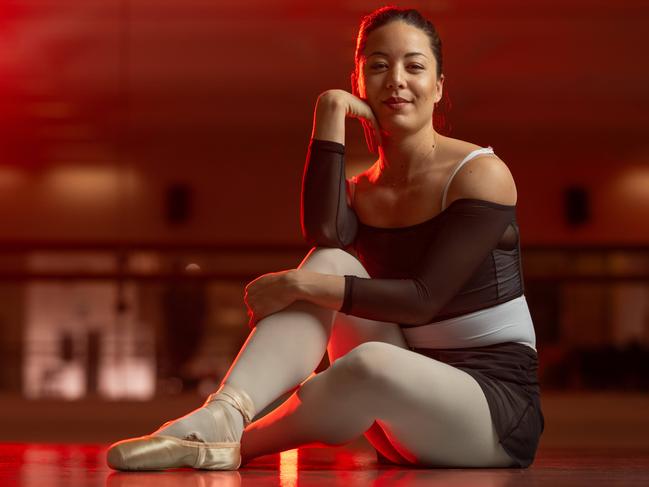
[363, 22, 431, 58]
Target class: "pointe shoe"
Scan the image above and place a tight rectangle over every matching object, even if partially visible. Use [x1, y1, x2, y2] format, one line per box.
[107, 383, 256, 471]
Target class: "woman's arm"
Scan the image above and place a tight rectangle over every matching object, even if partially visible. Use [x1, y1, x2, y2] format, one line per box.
[294, 157, 518, 325]
[246, 93, 381, 325]
[295, 199, 514, 325]
[300, 93, 359, 248]
[248, 198, 513, 327]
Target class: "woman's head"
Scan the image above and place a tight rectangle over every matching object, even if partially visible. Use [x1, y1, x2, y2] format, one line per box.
[351, 6, 447, 151]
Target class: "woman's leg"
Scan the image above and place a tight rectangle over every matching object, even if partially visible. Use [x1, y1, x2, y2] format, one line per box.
[236, 249, 513, 467]
[151, 247, 363, 443]
[239, 250, 412, 464]
[325, 311, 414, 465]
[242, 341, 515, 467]
[153, 245, 513, 467]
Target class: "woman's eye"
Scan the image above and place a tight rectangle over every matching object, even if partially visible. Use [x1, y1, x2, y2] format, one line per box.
[369, 63, 424, 70]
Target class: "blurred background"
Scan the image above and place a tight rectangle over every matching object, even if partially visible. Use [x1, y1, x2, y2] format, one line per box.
[0, 0, 648, 448]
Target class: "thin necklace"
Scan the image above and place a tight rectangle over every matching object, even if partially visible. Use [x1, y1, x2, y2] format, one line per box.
[383, 132, 438, 187]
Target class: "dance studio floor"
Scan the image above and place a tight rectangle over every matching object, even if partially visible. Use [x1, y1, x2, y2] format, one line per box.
[2, 443, 649, 486]
[2, 392, 649, 486]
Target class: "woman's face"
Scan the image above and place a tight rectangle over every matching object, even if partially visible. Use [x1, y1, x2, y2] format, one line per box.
[359, 21, 443, 136]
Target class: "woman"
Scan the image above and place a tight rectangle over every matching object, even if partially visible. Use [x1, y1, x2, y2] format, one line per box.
[107, 6, 543, 471]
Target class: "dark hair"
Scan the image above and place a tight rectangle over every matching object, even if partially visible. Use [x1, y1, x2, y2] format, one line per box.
[351, 5, 450, 153]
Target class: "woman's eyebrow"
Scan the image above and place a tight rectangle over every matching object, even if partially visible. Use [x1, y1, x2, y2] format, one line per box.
[367, 51, 428, 58]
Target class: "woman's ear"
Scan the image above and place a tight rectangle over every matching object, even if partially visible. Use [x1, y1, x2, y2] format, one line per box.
[435, 74, 444, 103]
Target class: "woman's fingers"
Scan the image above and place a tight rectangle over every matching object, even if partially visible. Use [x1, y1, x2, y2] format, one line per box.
[331, 90, 382, 149]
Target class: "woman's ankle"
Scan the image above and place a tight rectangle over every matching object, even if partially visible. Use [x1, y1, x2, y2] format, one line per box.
[206, 382, 257, 427]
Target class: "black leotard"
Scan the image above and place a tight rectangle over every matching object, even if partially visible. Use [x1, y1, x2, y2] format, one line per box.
[300, 137, 525, 327]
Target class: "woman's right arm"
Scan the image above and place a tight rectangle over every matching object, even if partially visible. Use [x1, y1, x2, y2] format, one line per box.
[300, 91, 367, 248]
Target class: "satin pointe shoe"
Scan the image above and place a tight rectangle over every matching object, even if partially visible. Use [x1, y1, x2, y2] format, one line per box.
[106, 383, 256, 471]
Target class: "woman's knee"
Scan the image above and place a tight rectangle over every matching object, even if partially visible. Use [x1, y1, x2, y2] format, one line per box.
[333, 341, 401, 387]
[298, 246, 369, 278]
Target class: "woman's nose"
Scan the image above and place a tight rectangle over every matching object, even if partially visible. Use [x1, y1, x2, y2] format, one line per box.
[386, 67, 405, 89]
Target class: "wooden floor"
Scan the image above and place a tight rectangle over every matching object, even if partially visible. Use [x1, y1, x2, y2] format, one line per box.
[2, 442, 649, 486]
[2, 392, 649, 486]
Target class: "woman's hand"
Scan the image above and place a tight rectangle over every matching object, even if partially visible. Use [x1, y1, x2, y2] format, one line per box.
[316, 89, 382, 151]
[244, 269, 300, 329]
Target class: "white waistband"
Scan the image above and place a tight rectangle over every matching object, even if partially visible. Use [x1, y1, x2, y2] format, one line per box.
[402, 295, 537, 351]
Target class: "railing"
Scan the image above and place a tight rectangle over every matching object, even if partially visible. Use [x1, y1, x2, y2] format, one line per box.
[0, 243, 647, 397]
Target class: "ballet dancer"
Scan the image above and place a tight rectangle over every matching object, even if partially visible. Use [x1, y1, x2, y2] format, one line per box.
[107, 5, 543, 471]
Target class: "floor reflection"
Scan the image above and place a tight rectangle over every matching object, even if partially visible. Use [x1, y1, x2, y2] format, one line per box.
[3, 442, 649, 487]
[4, 443, 516, 487]
[106, 468, 516, 487]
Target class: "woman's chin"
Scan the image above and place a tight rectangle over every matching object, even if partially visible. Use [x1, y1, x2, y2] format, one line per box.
[378, 120, 416, 136]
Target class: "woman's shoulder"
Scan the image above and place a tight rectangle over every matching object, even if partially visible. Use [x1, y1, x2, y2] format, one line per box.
[346, 135, 515, 207]
[443, 137, 517, 206]
[442, 135, 489, 160]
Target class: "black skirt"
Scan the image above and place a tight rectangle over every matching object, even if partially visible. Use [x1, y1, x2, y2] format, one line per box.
[409, 341, 544, 468]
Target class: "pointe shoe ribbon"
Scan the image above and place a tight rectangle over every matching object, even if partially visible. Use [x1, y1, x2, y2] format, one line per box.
[107, 383, 256, 471]
[205, 383, 256, 427]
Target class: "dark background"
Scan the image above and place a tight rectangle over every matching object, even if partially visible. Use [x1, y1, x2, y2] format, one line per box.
[0, 0, 648, 446]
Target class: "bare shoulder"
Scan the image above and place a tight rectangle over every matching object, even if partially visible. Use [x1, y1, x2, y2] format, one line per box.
[441, 135, 483, 157]
[444, 138, 517, 206]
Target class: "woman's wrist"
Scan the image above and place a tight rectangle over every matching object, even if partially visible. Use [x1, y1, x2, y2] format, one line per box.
[291, 269, 345, 311]
[316, 90, 346, 112]
[290, 269, 314, 300]
[312, 93, 346, 144]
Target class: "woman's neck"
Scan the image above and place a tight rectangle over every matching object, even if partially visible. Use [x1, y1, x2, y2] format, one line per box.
[374, 127, 441, 186]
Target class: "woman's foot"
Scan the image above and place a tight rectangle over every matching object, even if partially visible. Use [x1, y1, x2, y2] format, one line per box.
[106, 383, 256, 471]
[151, 395, 245, 443]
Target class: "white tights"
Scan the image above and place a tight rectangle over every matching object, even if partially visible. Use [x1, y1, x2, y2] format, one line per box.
[222, 247, 515, 467]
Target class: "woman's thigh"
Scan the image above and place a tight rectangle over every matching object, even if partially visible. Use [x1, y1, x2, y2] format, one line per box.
[338, 341, 515, 468]
[327, 307, 409, 363]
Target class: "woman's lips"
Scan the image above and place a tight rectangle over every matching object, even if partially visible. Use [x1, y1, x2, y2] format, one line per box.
[383, 101, 411, 110]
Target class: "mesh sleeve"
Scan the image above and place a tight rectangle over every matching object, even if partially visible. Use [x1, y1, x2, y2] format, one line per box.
[300, 138, 358, 248]
[338, 199, 516, 325]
